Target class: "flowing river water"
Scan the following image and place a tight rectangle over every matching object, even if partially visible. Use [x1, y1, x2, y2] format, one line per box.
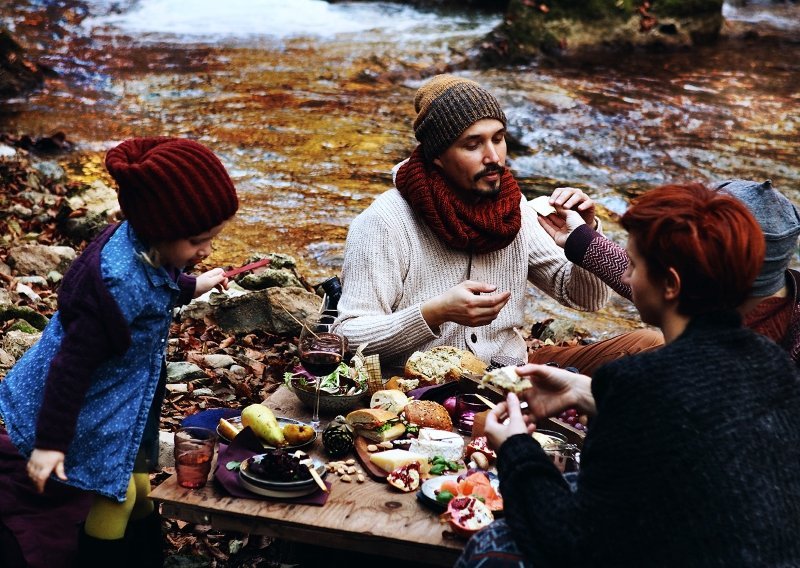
[1, 0, 799, 338]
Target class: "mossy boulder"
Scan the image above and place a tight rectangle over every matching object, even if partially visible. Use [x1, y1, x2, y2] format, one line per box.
[483, 0, 724, 62]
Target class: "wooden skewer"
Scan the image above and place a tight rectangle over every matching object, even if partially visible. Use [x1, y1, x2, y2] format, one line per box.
[275, 301, 320, 338]
[473, 393, 498, 410]
[293, 451, 328, 492]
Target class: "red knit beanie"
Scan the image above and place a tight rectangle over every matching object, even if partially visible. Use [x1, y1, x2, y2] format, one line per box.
[105, 137, 239, 243]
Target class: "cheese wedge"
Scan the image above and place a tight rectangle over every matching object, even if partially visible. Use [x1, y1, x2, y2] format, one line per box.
[369, 449, 427, 474]
[409, 428, 465, 462]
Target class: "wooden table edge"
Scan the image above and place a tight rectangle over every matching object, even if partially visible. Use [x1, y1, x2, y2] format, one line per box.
[151, 478, 462, 566]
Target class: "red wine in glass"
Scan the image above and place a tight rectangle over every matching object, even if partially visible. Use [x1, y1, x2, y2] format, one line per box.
[299, 322, 344, 432]
[300, 351, 342, 377]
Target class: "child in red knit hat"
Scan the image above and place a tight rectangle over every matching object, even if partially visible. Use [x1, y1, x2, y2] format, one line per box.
[0, 137, 239, 567]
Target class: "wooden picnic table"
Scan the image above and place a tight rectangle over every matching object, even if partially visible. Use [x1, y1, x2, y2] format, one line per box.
[150, 386, 465, 566]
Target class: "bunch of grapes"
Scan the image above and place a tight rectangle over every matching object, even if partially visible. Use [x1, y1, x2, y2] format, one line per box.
[557, 408, 588, 432]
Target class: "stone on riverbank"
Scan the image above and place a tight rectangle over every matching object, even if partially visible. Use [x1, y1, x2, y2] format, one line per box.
[7, 243, 76, 276]
[483, 0, 724, 62]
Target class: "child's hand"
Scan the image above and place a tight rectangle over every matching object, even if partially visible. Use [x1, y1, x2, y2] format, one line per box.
[195, 267, 229, 297]
[27, 449, 67, 493]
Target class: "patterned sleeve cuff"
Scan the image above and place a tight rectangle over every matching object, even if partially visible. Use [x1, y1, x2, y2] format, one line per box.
[564, 223, 599, 265]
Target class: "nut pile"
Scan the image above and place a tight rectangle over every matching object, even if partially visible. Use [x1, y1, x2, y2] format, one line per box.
[324, 458, 365, 483]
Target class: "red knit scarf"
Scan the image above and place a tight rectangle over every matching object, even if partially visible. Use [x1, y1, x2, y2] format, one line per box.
[395, 146, 522, 254]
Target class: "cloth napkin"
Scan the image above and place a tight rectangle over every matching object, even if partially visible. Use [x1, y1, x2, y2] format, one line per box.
[213, 427, 331, 505]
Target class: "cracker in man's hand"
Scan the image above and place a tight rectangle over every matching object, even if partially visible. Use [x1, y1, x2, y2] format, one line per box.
[530, 195, 557, 217]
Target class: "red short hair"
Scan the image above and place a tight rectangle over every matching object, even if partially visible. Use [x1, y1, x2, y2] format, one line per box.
[621, 183, 765, 316]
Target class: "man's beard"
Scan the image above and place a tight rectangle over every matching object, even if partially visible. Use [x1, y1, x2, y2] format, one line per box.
[473, 164, 505, 197]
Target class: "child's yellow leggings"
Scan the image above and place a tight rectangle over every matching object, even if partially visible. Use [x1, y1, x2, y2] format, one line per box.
[84, 472, 153, 540]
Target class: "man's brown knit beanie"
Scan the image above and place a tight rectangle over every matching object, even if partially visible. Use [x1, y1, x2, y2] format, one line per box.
[413, 74, 507, 163]
[105, 137, 239, 243]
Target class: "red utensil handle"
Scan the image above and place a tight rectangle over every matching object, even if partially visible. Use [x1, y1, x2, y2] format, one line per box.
[223, 258, 271, 278]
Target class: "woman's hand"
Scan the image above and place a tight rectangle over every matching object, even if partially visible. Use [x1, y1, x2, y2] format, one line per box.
[194, 267, 229, 297]
[484, 392, 535, 451]
[516, 364, 596, 419]
[537, 208, 588, 248]
[27, 449, 67, 493]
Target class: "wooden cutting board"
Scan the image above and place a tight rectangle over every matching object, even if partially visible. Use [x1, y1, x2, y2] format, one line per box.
[353, 436, 388, 480]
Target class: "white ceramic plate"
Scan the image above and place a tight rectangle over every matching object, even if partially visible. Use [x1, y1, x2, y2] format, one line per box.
[217, 415, 317, 450]
[417, 473, 501, 512]
[238, 475, 322, 498]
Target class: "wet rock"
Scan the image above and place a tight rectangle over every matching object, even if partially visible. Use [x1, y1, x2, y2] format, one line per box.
[58, 180, 121, 242]
[18, 275, 48, 287]
[201, 354, 236, 369]
[483, 0, 724, 62]
[15, 282, 41, 302]
[19, 190, 61, 208]
[166, 361, 207, 383]
[536, 319, 586, 344]
[0, 329, 41, 359]
[191, 387, 215, 397]
[0, 348, 16, 372]
[209, 286, 321, 335]
[8, 319, 38, 334]
[179, 285, 249, 322]
[10, 204, 33, 218]
[7, 243, 76, 276]
[238, 268, 303, 290]
[66, 180, 119, 216]
[46, 270, 63, 285]
[32, 161, 65, 183]
[0, 304, 49, 330]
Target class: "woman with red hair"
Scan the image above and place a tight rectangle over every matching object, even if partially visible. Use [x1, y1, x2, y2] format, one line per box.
[457, 183, 800, 567]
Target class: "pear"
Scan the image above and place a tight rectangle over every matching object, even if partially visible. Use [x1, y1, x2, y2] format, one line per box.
[241, 404, 286, 447]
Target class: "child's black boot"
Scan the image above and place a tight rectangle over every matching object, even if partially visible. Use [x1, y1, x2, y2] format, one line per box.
[125, 509, 164, 567]
[75, 525, 127, 567]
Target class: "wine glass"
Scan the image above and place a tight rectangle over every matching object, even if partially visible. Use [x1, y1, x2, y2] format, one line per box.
[298, 314, 345, 432]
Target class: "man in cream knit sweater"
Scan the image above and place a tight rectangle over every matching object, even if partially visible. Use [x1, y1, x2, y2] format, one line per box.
[336, 74, 662, 376]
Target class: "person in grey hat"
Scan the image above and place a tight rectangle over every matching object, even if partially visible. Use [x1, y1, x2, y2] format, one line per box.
[334, 74, 662, 378]
[539, 178, 800, 366]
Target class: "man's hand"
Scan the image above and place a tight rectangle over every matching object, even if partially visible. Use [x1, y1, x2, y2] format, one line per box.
[484, 392, 535, 451]
[421, 280, 511, 330]
[194, 267, 229, 297]
[515, 364, 596, 419]
[27, 449, 67, 493]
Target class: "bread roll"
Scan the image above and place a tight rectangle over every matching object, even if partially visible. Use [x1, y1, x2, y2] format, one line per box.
[370, 389, 409, 414]
[385, 376, 419, 393]
[404, 346, 487, 387]
[403, 400, 453, 431]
